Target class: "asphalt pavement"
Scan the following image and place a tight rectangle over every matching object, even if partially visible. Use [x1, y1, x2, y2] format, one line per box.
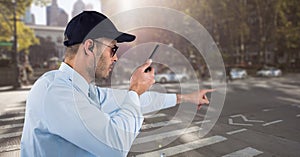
[0, 74, 299, 157]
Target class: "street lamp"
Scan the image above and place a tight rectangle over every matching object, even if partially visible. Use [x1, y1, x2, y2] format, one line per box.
[12, 0, 21, 88]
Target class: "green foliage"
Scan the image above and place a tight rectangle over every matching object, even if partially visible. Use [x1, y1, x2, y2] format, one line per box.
[0, 0, 39, 53]
[277, 0, 300, 50]
[164, 0, 300, 66]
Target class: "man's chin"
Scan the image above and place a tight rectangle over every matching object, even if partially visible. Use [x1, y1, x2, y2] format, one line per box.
[95, 75, 108, 80]
[95, 71, 110, 79]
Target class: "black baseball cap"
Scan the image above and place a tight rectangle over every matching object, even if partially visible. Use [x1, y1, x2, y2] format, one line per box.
[63, 11, 136, 47]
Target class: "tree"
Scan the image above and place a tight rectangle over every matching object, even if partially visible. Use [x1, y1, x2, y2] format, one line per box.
[0, 0, 49, 86]
[276, 0, 300, 69]
[0, 0, 40, 53]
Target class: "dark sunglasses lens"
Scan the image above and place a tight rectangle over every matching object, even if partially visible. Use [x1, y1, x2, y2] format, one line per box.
[111, 45, 118, 57]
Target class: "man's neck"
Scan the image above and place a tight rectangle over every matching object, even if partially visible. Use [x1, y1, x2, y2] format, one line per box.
[64, 59, 93, 84]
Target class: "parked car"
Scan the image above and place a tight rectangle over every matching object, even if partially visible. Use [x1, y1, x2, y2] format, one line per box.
[229, 68, 247, 80]
[256, 67, 282, 77]
[155, 71, 189, 83]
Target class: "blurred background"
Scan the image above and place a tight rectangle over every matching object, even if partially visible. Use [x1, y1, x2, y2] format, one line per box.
[0, 0, 299, 87]
[0, 0, 299, 156]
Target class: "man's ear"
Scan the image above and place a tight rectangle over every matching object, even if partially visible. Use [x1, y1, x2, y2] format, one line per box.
[89, 43, 94, 52]
[83, 39, 94, 55]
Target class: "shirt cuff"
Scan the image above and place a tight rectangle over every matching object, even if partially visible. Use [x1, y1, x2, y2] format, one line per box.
[127, 90, 140, 105]
[164, 93, 177, 108]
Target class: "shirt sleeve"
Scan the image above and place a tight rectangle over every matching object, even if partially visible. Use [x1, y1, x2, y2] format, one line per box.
[43, 82, 143, 156]
[99, 88, 177, 115]
[140, 91, 177, 114]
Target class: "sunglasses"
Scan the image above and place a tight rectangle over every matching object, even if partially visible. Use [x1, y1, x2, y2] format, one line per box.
[93, 40, 119, 57]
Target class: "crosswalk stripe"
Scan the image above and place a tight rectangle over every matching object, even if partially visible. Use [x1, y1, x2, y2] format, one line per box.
[142, 119, 181, 130]
[141, 119, 211, 130]
[194, 120, 211, 125]
[222, 147, 263, 157]
[226, 128, 247, 135]
[0, 131, 23, 139]
[0, 123, 23, 129]
[277, 97, 300, 104]
[136, 135, 227, 157]
[133, 126, 201, 145]
[4, 106, 26, 112]
[143, 113, 166, 119]
[0, 145, 20, 153]
[0, 116, 25, 122]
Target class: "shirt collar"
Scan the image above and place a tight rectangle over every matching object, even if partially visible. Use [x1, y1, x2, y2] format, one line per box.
[59, 62, 89, 96]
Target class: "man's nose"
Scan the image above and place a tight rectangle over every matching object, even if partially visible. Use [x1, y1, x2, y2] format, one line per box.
[112, 54, 118, 62]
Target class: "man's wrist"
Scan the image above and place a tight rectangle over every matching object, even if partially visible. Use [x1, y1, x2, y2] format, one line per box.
[129, 88, 141, 96]
[176, 94, 183, 104]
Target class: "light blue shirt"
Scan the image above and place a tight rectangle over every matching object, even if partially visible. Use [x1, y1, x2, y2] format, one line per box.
[21, 62, 176, 157]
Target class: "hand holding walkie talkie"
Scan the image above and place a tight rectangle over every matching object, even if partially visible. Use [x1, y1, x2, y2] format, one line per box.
[129, 44, 159, 95]
[144, 44, 159, 73]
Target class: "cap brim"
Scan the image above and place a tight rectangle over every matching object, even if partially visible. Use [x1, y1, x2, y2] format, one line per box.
[115, 32, 136, 43]
[85, 30, 136, 43]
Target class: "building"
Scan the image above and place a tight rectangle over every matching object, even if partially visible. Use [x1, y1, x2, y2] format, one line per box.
[24, 8, 35, 25]
[72, 0, 100, 18]
[72, 0, 86, 18]
[27, 25, 65, 67]
[46, 0, 68, 27]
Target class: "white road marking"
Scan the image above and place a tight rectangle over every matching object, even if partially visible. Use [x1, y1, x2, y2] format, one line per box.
[0, 145, 20, 153]
[222, 147, 263, 157]
[230, 114, 264, 123]
[254, 84, 269, 88]
[262, 120, 283, 126]
[141, 119, 210, 130]
[167, 89, 179, 93]
[0, 123, 23, 129]
[0, 116, 25, 122]
[133, 126, 201, 145]
[291, 104, 300, 108]
[4, 106, 26, 111]
[136, 135, 227, 157]
[194, 120, 211, 125]
[179, 132, 199, 143]
[228, 118, 253, 126]
[226, 128, 248, 135]
[277, 97, 300, 104]
[262, 108, 272, 112]
[296, 114, 300, 117]
[144, 113, 166, 119]
[0, 131, 22, 140]
[6, 103, 24, 107]
[142, 120, 182, 130]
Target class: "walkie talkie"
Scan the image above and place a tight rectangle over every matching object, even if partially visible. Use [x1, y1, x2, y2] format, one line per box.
[145, 44, 159, 72]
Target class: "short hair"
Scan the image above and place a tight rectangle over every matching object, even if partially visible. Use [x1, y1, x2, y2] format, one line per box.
[64, 44, 80, 60]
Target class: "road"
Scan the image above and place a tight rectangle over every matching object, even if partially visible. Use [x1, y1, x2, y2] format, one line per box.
[0, 86, 29, 157]
[129, 74, 300, 157]
[0, 74, 299, 157]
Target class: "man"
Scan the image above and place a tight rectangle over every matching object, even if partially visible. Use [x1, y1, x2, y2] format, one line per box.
[21, 11, 213, 157]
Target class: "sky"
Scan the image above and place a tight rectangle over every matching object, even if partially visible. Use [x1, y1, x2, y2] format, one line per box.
[30, 0, 101, 25]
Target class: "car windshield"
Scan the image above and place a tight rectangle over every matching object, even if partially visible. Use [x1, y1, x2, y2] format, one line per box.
[231, 68, 242, 72]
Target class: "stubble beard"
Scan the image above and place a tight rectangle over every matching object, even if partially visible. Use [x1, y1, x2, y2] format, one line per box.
[95, 55, 110, 80]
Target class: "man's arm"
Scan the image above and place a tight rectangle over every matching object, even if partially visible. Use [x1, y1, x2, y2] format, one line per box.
[176, 89, 215, 109]
[99, 88, 214, 114]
